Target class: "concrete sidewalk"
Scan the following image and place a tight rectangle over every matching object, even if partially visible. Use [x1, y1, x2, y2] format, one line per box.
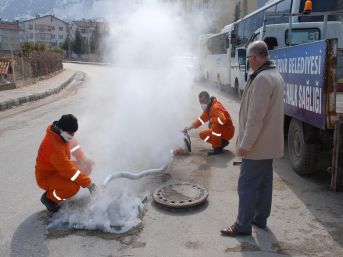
[0, 69, 85, 111]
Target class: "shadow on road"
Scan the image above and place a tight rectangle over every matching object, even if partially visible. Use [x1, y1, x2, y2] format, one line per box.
[223, 228, 292, 256]
[10, 211, 49, 257]
[274, 149, 343, 250]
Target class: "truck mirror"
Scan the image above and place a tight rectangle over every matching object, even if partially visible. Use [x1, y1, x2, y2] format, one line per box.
[264, 37, 278, 50]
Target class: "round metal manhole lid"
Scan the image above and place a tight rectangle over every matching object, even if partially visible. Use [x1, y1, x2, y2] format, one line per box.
[153, 182, 209, 208]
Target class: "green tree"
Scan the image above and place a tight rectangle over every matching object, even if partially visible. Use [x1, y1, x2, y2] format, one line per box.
[61, 38, 70, 51]
[81, 37, 89, 54]
[73, 29, 82, 56]
[90, 24, 99, 54]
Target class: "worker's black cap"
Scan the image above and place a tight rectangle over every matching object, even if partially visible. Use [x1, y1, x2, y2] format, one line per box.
[57, 114, 78, 132]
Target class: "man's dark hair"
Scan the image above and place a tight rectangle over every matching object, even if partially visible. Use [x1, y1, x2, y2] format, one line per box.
[199, 91, 210, 99]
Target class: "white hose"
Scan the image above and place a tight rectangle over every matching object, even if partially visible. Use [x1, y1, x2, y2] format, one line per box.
[102, 164, 168, 187]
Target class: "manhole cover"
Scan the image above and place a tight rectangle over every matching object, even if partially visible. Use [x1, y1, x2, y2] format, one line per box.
[153, 182, 209, 208]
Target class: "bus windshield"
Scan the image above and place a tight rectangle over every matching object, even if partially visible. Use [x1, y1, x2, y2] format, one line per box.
[299, 0, 343, 22]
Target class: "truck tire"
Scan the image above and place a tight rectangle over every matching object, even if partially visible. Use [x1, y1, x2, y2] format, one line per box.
[216, 75, 221, 89]
[235, 79, 242, 99]
[288, 118, 317, 175]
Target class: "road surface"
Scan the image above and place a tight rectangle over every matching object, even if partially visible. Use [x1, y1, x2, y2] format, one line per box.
[1, 63, 343, 257]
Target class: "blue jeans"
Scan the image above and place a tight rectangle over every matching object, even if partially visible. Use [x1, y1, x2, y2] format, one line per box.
[234, 159, 273, 234]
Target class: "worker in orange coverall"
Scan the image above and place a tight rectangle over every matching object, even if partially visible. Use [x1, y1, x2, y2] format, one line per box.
[35, 114, 96, 213]
[184, 91, 235, 155]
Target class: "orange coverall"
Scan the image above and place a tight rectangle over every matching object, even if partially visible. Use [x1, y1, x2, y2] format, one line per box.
[35, 125, 91, 203]
[192, 97, 235, 149]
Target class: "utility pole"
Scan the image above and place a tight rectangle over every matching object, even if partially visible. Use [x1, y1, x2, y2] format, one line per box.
[242, 0, 248, 16]
[68, 24, 71, 59]
[11, 48, 16, 83]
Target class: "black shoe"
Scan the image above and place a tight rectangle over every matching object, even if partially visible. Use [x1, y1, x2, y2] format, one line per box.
[221, 139, 229, 149]
[40, 192, 60, 213]
[208, 148, 223, 155]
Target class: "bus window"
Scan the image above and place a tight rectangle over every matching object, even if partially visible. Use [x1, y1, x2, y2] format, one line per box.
[285, 28, 320, 46]
[238, 49, 246, 66]
[231, 27, 237, 57]
[274, 0, 292, 23]
[207, 34, 227, 54]
[220, 34, 227, 52]
[299, 0, 343, 22]
[237, 21, 246, 46]
[265, 5, 276, 25]
[253, 11, 264, 32]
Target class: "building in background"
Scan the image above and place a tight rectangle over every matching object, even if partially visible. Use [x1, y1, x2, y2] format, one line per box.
[239, 0, 257, 18]
[175, 0, 238, 32]
[232, 0, 262, 23]
[71, 20, 98, 43]
[0, 21, 20, 51]
[20, 15, 69, 49]
[179, 0, 261, 32]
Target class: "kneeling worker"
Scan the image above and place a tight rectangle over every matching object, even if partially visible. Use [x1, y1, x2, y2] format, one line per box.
[184, 91, 235, 155]
[35, 114, 96, 212]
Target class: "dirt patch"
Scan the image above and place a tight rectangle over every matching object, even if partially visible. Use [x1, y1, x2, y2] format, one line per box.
[272, 236, 343, 257]
[131, 241, 147, 248]
[231, 178, 238, 191]
[273, 177, 288, 191]
[184, 240, 200, 249]
[191, 169, 212, 188]
[225, 242, 261, 252]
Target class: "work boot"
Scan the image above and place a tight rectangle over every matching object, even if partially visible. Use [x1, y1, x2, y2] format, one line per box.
[208, 148, 223, 155]
[221, 139, 229, 149]
[40, 192, 60, 213]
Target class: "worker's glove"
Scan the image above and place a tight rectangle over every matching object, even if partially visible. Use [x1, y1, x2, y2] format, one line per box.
[183, 126, 192, 133]
[87, 183, 97, 196]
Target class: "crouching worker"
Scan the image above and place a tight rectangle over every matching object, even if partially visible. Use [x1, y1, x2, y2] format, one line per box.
[35, 114, 97, 213]
[184, 91, 235, 155]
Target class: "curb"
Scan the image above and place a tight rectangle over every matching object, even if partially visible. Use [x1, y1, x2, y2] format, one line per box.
[0, 71, 86, 111]
[63, 60, 112, 66]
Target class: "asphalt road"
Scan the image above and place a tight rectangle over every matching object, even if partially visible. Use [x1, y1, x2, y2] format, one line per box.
[1, 63, 343, 257]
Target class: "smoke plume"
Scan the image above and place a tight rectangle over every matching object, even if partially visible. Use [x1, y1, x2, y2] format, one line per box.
[48, 0, 211, 234]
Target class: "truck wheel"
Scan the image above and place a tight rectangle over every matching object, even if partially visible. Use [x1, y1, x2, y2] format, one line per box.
[288, 119, 317, 175]
[235, 79, 241, 99]
[216, 75, 222, 90]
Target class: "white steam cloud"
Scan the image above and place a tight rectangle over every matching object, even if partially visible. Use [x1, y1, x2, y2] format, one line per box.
[48, 0, 211, 234]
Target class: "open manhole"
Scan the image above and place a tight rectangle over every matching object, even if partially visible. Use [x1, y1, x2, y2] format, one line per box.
[153, 182, 209, 209]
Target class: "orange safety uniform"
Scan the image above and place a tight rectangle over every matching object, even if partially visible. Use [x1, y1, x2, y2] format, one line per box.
[35, 125, 92, 203]
[192, 97, 235, 149]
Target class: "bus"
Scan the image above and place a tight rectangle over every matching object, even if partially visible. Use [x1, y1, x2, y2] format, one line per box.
[200, 0, 342, 96]
[199, 0, 343, 190]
